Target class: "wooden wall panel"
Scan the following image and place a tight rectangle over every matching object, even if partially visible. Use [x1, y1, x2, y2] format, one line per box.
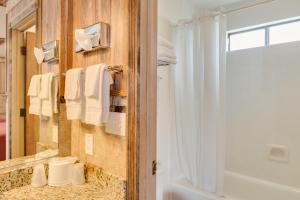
[41, 0, 60, 73]
[37, 0, 61, 150]
[70, 0, 129, 178]
[0, 59, 5, 94]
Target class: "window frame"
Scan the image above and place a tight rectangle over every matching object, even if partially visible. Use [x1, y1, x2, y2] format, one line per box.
[228, 18, 300, 51]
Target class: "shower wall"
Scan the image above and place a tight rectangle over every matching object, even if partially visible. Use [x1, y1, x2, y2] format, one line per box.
[226, 41, 300, 188]
[226, 0, 300, 191]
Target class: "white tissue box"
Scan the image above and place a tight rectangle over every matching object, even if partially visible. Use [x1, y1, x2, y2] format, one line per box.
[105, 112, 126, 136]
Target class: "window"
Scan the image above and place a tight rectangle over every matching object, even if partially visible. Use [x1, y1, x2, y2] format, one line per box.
[228, 18, 300, 51]
[229, 29, 265, 51]
[269, 21, 300, 45]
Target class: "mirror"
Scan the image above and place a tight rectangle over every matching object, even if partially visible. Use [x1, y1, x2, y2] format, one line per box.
[0, 7, 59, 165]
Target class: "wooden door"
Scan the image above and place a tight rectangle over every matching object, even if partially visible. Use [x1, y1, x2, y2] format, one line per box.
[25, 32, 39, 156]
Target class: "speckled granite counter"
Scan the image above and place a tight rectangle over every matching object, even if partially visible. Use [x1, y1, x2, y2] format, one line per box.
[0, 163, 127, 200]
[0, 150, 57, 173]
[0, 182, 125, 200]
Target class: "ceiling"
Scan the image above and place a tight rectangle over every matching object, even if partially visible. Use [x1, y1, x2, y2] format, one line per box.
[189, 0, 246, 9]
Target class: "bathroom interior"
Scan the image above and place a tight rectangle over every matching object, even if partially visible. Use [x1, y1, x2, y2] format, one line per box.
[0, 0, 132, 199]
[0, 0, 299, 199]
[157, 0, 300, 200]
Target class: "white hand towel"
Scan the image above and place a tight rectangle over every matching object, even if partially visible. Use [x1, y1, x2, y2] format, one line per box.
[41, 73, 59, 117]
[84, 64, 101, 98]
[84, 64, 113, 126]
[28, 75, 42, 115]
[40, 73, 51, 99]
[65, 68, 85, 120]
[28, 75, 42, 96]
[65, 68, 83, 100]
[105, 112, 126, 136]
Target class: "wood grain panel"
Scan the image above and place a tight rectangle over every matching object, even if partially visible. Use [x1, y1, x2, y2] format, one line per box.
[128, 0, 157, 199]
[11, 29, 25, 158]
[70, 0, 129, 178]
[41, 0, 60, 73]
[38, 0, 60, 151]
[25, 32, 39, 156]
[0, 59, 5, 94]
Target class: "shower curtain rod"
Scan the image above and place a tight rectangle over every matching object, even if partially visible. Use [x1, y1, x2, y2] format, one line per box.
[174, 0, 275, 26]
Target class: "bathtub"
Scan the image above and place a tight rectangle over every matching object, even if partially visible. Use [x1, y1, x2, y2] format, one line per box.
[163, 172, 300, 200]
[163, 178, 223, 200]
[224, 171, 300, 200]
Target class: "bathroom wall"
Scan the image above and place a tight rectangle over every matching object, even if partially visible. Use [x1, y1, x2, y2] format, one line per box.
[0, 5, 5, 57]
[227, 0, 300, 31]
[38, 0, 61, 152]
[68, 0, 129, 178]
[226, 41, 300, 188]
[226, 0, 300, 189]
[158, 0, 197, 24]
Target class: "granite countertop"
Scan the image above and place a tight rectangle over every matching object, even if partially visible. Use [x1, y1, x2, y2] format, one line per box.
[0, 150, 58, 173]
[0, 164, 126, 200]
[0, 182, 125, 200]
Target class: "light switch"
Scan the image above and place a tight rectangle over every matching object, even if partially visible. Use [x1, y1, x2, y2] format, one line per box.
[85, 133, 94, 155]
[52, 124, 59, 143]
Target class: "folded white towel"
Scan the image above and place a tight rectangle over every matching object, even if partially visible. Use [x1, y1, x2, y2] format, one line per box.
[28, 75, 42, 115]
[105, 112, 126, 136]
[84, 64, 101, 98]
[158, 36, 174, 50]
[65, 69, 85, 120]
[85, 64, 113, 126]
[158, 56, 177, 65]
[65, 68, 83, 100]
[40, 73, 51, 99]
[28, 75, 42, 96]
[41, 73, 59, 117]
[158, 46, 176, 60]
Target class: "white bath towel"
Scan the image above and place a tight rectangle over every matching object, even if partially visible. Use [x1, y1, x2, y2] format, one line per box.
[65, 68, 83, 100]
[40, 73, 51, 100]
[158, 56, 177, 65]
[105, 112, 126, 136]
[84, 64, 101, 98]
[84, 64, 113, 126]
[65, 68, 85, 120]
[28, 75, 42, 115]
[158, 36, 174, 50]
[41, 73, 59, 117]
[158, 46, 176, 60]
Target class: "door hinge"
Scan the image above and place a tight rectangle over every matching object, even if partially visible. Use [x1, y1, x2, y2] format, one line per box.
[20, 46, 26, 56]
[20, 108, 26, 117]
[152, 160, 157, 175]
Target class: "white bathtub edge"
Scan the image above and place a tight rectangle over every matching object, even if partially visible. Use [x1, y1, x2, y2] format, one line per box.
[224, 171, 300, 200]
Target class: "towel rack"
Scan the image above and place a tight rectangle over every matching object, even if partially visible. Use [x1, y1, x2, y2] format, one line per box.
[57, 65, 124, 76]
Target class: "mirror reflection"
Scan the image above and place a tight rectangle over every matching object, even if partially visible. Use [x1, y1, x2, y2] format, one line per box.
[0, 7, 58, 164]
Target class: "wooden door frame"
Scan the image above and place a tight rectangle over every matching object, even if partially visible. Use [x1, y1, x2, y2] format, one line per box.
[7, 7, 38, 159]
[127, 0, 157, 199]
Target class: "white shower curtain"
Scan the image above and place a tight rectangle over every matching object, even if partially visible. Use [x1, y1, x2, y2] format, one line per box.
[172, 13, 227, 195]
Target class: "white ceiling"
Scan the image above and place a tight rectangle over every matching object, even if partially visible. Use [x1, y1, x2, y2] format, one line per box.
[189, 0, 246, 9]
